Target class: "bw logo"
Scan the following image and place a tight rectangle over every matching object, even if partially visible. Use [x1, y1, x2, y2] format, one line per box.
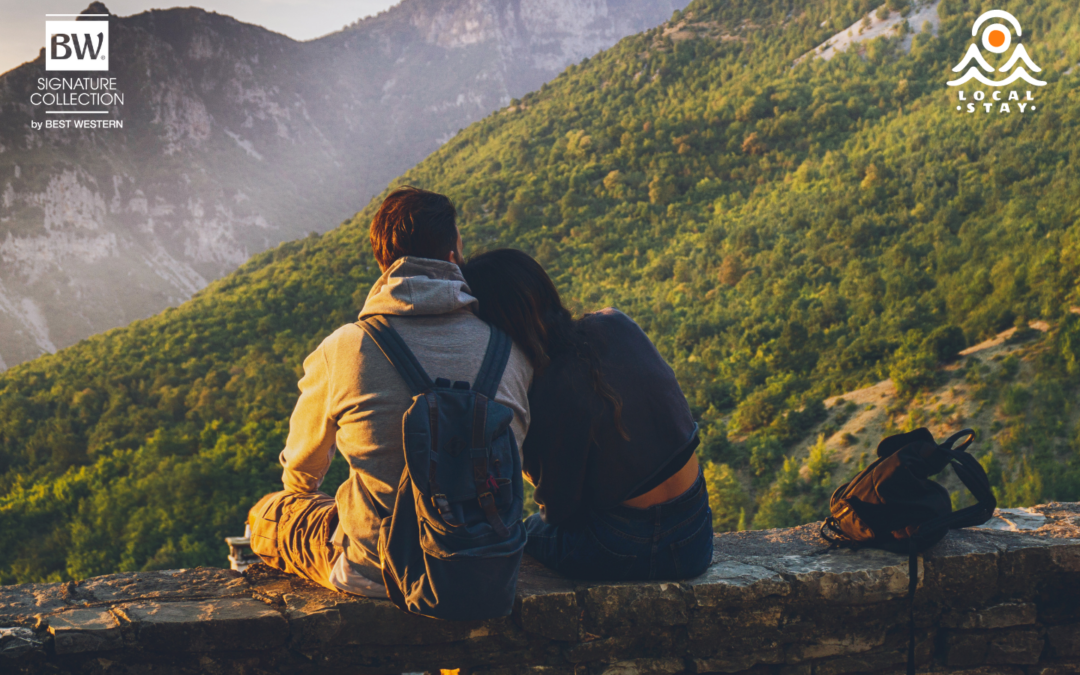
[45, 20, 108, 71]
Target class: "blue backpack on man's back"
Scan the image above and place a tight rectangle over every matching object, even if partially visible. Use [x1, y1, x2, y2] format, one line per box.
[358, 315, 527, 620]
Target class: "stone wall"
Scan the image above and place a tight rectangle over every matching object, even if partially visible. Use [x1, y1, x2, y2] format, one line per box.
[2, 503, 1079, 675]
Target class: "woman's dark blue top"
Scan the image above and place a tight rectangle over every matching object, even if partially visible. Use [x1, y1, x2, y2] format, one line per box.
[522, 308, 699, 525]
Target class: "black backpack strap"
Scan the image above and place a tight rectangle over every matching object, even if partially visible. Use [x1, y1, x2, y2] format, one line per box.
[470, 392, 510, 539]
[358, 315, 434, 395]
[472, 325, 513, 399]
[945, 429, 995, 523]
[467, 325, 513, 539]
[906, 540, 918, 675]
[950, 449, 997, 524]
[920, 430, 997, 533]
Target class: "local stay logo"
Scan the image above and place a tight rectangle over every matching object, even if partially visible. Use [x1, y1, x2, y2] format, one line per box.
[948, 10, 1045, 115]
[45, 18, 108, 71]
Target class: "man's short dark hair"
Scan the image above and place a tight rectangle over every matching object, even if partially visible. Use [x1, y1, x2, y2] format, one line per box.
[369, 186, 458, 270]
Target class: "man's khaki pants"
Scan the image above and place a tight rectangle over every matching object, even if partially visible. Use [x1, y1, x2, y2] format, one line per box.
[248, 491, 340, 591]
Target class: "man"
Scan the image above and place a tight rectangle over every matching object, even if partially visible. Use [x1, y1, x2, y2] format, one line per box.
[248, 187, 532, 596]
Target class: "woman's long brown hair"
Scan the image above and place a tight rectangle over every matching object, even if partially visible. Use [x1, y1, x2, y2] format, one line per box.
[461, 249, 628, 440]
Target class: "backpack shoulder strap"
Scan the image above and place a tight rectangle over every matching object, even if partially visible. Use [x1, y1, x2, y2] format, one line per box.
[941, 450, 997, 528]
[920, 430, 997, 532]
[472, 325, 513, 399]
[358, 315, 434, 395]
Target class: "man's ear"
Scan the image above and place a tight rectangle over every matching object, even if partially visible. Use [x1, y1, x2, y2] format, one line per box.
[448, 250, 463, 265]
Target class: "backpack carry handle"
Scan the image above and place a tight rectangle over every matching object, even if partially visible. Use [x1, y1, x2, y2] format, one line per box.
[940, 428, 975, 454]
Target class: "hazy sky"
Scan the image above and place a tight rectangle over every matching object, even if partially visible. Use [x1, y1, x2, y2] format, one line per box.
[0, 0, 401, 76]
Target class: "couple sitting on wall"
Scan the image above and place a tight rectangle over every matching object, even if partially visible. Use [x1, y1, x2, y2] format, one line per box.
[248, 187, 711, 615]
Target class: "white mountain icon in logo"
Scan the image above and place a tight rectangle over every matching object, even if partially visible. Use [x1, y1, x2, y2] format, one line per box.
[947, 10, 1046, 87]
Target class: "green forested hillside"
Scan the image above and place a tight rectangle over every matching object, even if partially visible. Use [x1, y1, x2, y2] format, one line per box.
[3, 0, 1080, 583]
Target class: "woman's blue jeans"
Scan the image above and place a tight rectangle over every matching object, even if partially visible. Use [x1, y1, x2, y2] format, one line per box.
[524, 470, 713, 581]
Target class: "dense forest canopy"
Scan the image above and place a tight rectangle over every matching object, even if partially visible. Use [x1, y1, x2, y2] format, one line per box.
[2, 0, 1080, 583]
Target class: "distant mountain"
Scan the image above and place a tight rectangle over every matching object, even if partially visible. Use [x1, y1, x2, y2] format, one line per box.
[0, 0, 688, 370]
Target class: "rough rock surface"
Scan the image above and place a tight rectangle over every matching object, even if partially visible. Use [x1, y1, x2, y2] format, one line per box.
[1, 503, 1078, 674]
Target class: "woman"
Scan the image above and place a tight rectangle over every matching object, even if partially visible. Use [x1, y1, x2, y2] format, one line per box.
[461, 249, 712, 581]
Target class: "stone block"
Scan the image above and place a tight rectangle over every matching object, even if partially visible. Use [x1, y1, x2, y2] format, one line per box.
[688, 559, 789, 609]
[1046, 623, 1080, 658]
[1036, 587, 1080, 625]
[47, 608, 123, 655]
[0, 626, 46, 658]
[986, 629, 1044, 665]
[117, 598, 288, 653]
[764, 548, 917, 605]
[244, 562, 308, 606]
[564, 630, 682, 665]
[921, 531, 1001, 607]
[473, 666, 577, 675]
[329, 596, 522, 648]
[691, 645, 785, 674]
[1048, 541, 1080, 573]
[688, 624, 782, 665]
[0, 581, 73, 625]
[80, 568, 248, 604]
[312, 641, 537, 674]
[945, 632, 990, 667]
[565, 635, 638, 664]
[995, 536, 1057, 600]
[689, 600, 900, 665]
[599, 658, 685, 675]
[284, 591, 344, 649]
[947, 628, 1046, 666]
[979, 508, 1048, 532]
[686, 600, 785, 649]
[786, 629, 886, 661]
[807, 630, 931, 675]
[941, 603, 1038, 630]
[812, 650, 903, 675]
[1033, 665, 1080, 675]
[516, 590, 577, 642]
[581, 582, 689, 636]
[932, 668, 1025, 675]
[687, 627, 786, 670]
[514, 559, 580, 642]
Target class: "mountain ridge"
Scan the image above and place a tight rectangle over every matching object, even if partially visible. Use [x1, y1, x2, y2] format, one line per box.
[0, 0, 689, 370]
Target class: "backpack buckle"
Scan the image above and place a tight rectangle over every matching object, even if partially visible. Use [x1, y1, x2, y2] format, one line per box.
[432, 494, 462, 527]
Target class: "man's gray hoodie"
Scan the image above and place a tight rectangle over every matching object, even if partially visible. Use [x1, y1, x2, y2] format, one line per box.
[279, 257, 533, 587]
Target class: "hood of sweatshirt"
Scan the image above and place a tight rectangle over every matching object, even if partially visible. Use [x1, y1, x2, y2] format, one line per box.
[358, 257, 478, 319]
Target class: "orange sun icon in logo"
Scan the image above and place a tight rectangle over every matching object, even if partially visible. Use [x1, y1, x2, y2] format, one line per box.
[947, 9, 1046, 87]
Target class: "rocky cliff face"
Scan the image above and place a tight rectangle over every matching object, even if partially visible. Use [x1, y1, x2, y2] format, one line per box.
[0, 0, 688, 370]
